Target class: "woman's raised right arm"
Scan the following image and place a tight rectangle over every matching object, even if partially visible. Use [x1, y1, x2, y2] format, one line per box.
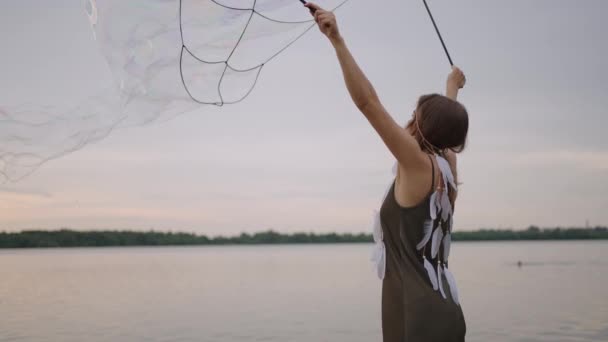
[305, 2, 428, 170]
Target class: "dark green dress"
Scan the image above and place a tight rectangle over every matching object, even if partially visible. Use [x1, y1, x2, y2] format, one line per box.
[378, 155, 466, 341]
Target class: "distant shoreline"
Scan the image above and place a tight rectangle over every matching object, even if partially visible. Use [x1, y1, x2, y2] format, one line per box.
[0, 226, 607, 248]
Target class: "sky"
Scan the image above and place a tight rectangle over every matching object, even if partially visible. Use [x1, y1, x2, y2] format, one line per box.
[1, 0, 607, 235]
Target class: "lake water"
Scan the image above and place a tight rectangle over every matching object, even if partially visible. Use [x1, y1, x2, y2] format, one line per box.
[1, 241, 607, 342]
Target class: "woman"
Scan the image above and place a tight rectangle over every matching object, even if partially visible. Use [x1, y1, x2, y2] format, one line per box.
[305, 3, 468, 341]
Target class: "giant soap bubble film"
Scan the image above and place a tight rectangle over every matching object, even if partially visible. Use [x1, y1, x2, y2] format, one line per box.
[0, 0, 347, 183]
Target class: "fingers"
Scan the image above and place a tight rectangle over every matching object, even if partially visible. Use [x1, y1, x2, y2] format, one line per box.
[451, 66, 463, 77]
[315, 12, 333, 24]
[305, 2, 339, 39]
[451, 66, 466, 87]
[313, 12, 334, 33]
[313, 8, 330, 21]
[447, 66, 466, 90]
[307, 2, 332, 21]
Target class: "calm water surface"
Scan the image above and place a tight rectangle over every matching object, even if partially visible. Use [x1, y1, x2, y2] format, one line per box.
[1, 241, 607, 342]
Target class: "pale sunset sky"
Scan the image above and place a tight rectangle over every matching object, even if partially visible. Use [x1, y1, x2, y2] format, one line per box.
[1, 0, 607, 235]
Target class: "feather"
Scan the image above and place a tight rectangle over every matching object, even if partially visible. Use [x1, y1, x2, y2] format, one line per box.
[435, 189, 442, 219]
[370, 242, 379, 262]
[443, 232, 451, 263]
[429, 191, 438, 220]
[435, 155, 457, 190]
[368, 162, 398, 280]
[449, 179, 457, 192]
[437, 264, 447, 299]
[417, 219, 434, 250]
[444, 266, 460, 305]
[431, 226, 444, 258]
[440, 191, 452, 221]
[371, 241, 386, 279]
[423, 257, 439, 290]
[372, 210, 382, 243]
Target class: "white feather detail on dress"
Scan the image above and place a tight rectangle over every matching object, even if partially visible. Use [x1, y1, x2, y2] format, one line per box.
[369, 162, 398, 280]
[371, 241, 386, 279]
[372, 210, 382, 243]
[434, 190, 442, 224]
[437, 264, 447, 299]
[423, 257, 439, 290]
[435, 154, 455, 222]
[429, 191, 438, 220]
[444, 266, 460, 305]
[417, 219, 434, 250]
[431, 226, 444, 258]
[370, 210, 386, 279]
[443, 232, 451, 263]
[435, 155, 457, 191]
[440, 191, 452, 221]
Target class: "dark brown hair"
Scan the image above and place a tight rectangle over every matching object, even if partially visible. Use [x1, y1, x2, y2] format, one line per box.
[413, 93, 469, 155]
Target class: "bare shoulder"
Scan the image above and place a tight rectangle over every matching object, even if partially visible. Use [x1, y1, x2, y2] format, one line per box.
[394, 151, 434, 207]
[397, 149, 432, 179]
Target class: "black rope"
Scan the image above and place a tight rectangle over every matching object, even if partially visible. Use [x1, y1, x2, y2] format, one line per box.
[422, 0, 454, 67]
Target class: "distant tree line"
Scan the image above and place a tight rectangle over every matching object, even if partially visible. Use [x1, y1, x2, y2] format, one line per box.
[452, 226, 608, 241]
[0, 229, 370, 248]
[0, 226, 606, 248]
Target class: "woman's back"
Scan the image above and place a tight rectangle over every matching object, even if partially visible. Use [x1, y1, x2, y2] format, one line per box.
[380, 154, 466, 341]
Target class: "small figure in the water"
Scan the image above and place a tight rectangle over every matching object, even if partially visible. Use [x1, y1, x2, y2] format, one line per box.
[517, 261, 523, 267]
